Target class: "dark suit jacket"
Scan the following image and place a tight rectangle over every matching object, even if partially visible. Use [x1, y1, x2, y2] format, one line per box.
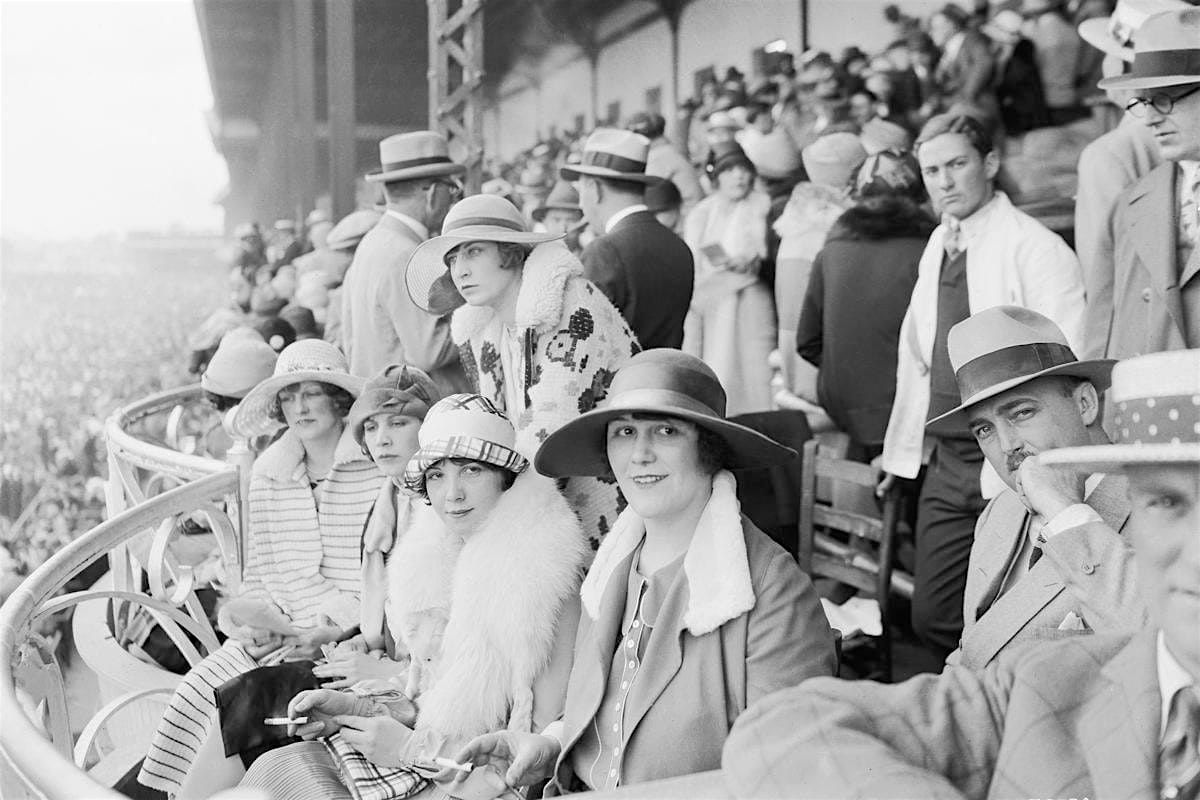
[723, 630, 1167, 799]
[581, 210, 694, 350]
[935, 30, 997, 114]
[1108, 163, 1200, 359]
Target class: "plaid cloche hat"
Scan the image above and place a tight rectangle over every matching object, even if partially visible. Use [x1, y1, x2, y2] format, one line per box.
[348, 363, 442, 449]
[402, 394, 529, 495]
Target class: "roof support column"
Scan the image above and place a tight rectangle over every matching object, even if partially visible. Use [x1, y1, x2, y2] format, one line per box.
[293, 0, 318, 221]
[428, 0, 485, 193]
[326, 0, 357, 222]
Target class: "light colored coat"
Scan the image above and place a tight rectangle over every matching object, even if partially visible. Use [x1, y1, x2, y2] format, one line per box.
[452, 240, 638, 547]
[340, 212, 466, 393]
[946, 474, 1146, 671]
[723, 630, 1166, 800]
[548, 472, 837, 792]
[1108, 163, 1200, 359]
[240, 426, 382, 630]
[881, 192, 1085, 495]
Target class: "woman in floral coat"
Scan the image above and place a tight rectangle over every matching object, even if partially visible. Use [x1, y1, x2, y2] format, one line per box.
[406, 194, 639, 549]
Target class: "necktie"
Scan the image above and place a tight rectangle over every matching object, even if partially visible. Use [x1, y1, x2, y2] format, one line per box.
[1160, 686, 1200, 800]
[943, 215, 964, 260]
[1181, 168, 1200, 249]
[1028, 526, 1046, 569]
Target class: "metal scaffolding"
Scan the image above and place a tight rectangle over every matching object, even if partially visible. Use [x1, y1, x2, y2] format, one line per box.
[428, 0, 486, 193]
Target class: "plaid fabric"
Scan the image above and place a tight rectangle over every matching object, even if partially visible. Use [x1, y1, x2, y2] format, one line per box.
[324, 732, 427, 800]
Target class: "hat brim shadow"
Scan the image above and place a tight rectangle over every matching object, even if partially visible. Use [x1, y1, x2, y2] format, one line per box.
[405, 227, 565, 315]
[1039, 442, 1200, 473]
[559, 164, 660, 185]
[926, 359, 1117, 431]
[232, 371, 366, 438]
[365, 162, 467, 184]
[534, 395, 797, 479]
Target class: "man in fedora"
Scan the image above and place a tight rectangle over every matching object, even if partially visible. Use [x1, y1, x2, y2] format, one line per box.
[340, 131, 469, 393]
[1102, 8, 1200, 362]
[1074, 0, 1182, 358]
[563, 128, 694, 350]
[928, 306, 1145, 672]
[722, 348, 1200, 800]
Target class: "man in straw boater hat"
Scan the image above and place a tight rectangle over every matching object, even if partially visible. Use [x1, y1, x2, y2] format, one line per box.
[721, 348, 1200, 800]
[563, 128, 694, 350]
[925, 306, 1146, 672]
[340, 131, 470, 394]
[1102, 8, 1200, 363]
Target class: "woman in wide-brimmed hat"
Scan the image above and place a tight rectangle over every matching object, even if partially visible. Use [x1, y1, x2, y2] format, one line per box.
[241, 394, 588, 800]
[405, 193, 639, 550]
[140, 340, 383, 796]
[452, 349, 836, 793]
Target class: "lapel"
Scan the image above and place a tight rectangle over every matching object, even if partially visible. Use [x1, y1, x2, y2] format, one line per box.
[1180, 239, 1200, 288]
[620, 565, 689, 738]
[1077, 632, 1161, 800]
[971, 493, 1028, 622]
[1127, 167, 1186, 334]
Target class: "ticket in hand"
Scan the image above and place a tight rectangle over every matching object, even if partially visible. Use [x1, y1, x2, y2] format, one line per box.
[263, 716, 308, 725]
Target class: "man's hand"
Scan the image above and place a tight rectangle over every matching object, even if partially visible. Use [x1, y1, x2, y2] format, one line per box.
[288, 688, 357, 739]
[453, 731, 561, 789]
[871, 455, 897, 499]
[312, 651, 407, 689]
[334, 715, 413, 768]
[1016, 455, 1085, 519]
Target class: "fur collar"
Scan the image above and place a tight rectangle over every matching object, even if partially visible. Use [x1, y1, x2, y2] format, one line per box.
[580, 471, 755, 636]
[450, 240, 583, 343]
[251, 425, 364, 482]
[827, 198, 936, 242]
[386, 470, 588, 740]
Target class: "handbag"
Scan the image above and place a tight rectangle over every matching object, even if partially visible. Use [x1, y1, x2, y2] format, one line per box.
[214, 659, 320, 766]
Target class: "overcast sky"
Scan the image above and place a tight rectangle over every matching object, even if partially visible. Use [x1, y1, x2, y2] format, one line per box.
[1, 0, 226, 240]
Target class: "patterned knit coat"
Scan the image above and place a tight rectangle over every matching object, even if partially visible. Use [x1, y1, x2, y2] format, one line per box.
[452, 240, 639, 549]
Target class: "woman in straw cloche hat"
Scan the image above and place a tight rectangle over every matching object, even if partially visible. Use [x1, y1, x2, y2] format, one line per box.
[451, 349, 837, 793]
[242, 394, 589, 800]
[139, 339, 383, 797]
[405, 193, 639, 549]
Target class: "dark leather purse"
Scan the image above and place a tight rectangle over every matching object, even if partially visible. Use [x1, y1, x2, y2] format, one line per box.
[214, 659, 320, 767]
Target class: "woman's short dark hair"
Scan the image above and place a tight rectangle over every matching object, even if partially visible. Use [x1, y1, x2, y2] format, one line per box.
[267, 382, 356, 425]
[444, 241, 531, 271]
[423, 457, 518, 495]
[203, 390, 240, 413]
[611, 414, 733, 476]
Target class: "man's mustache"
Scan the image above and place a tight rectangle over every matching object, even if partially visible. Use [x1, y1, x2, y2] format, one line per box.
[1005, 450, 1032, 473]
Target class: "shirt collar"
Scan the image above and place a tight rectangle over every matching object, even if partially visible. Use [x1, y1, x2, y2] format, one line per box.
[1179, 160, 1200, 192]
[946, 191, 1000, 240]
[1083, 473, 1104, 498]
[1157, 630, 1196, 736]
[605, 204, 649, 233]
[385, 209, 430, 240]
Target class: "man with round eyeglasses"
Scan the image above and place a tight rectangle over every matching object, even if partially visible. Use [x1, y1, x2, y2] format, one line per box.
[1102, 8, 1200, 363]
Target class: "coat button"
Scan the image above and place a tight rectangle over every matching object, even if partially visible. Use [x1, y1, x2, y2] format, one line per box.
[1081, 563, 1096, 575]
[1142, 287, 1152, 302]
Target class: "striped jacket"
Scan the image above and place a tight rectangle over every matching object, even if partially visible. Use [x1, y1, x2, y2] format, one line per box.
[240, 426, 382, 630]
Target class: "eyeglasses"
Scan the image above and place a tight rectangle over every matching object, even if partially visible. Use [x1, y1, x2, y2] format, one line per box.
[1124, 85, 1200, 118]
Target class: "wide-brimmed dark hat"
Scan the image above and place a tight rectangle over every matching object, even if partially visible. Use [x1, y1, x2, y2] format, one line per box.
[1098, 8, 1200, 90]
[534, 349, 796, 478]
[927, 306, 1116, 429]
[560, 128, 658, 185]
[1041, 349, 1200, 472]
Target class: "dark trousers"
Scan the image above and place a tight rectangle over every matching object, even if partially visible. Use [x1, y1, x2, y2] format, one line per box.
[911, 437, 988, 662]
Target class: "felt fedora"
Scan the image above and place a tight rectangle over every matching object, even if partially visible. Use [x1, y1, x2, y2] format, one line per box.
[560, 128, 658, 185]
[531, 181, 582, 222]
[1098, 7, 1200, 90]
[404, 194, 562, 315]
[365, 131, 466, 184]
[1040, 349, 1200, 472]
[232, 339, 365, 437]
[926, 306, 1116, 429]
[1078, 0, 1190, 63]
[534, 349, 796, 478]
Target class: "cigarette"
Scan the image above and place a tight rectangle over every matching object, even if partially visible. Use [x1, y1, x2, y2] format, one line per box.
[263, 716, 308, 725]
[433, 756, 472, 772]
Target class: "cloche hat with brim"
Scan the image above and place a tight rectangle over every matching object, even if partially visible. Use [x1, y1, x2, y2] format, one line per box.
[405, 194, 562, 316]
[403, 394, 529, 495]
[1039, 349, 1200, 472]
[201, 332, 279, 399]
[232, 339, 364, 437]
[348, 363, 442, 449]
[534, 349, 796, 478]
[1098, 7, 1200, 90]
[1078, 0, 1190, 63]
[926, 306, 1116, 431]
[560, 128, 658, 185]
[531, 181, 583, 222]
[365, 131, 466, 184]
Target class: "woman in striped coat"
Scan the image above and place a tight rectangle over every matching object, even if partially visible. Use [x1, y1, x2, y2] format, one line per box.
[138, 340, 382, 796]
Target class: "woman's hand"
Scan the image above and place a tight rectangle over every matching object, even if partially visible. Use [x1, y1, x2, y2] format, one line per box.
[286, 624, 345, 659]
[312, 651, 406, 689]
[453, 731, 561, 788]
[288, 688, 357, 739]
[334, 715, 413, 768]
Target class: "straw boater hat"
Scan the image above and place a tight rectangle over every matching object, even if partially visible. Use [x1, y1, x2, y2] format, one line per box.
[1078, 0, 1190, 63]
[1040, 349, 1200, 472]
[365, 131, 466, 184]
[531, 181, 583, 223]
[926, 306, 1116, 429]
[402, 394, 529, 495]
[232, 339, 365, 437]
[559, 128, 659, 185]
[1098, 7, 1200, 90]
[404, 194, 562, 316]
[534, 349, 796, 478]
